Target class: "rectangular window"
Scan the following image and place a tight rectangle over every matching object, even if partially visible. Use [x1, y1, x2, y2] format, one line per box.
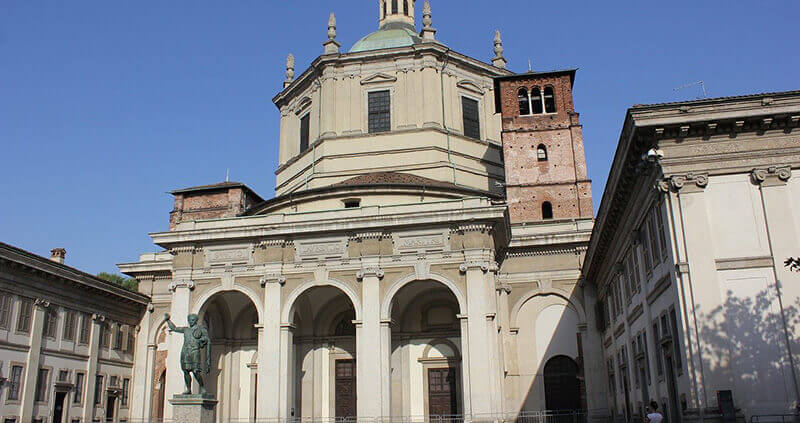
[0, 293, 12, 329]
[34, 368, 49, 402]
[8, 365, 23, 401]
[113, 326, 123, 350]
[100, 323, 111, 348]
[670, 308, 683, 374]
[299, 113, 310, 153]
[642, 331, 651, 384]
[368, 90, 391, 133]
[17, 298, 32, 333]
[4, 418, 16, 423]
[94, 375, 104, 405]
[648, 214, 661, 264]
[461, 97, 481, 139]
[656, 208, 669, 260]
[653, 322, 663, 377]
[641, 227, 653, 275]
[627, 253, 639, 295]
[122, 378, 130, 406]
[109, 376, 118, 387]
[79, 313, 91, 344]
[622, 264, 632, 303]
[58, 370, 69, 382]
[64, 311, 76, 341]
[632, 246, 642, 292]
[44, 307, 58, 338]
[74, 373, 85, 404]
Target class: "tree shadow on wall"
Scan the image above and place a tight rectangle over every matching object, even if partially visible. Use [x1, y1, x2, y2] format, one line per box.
[696, 283, 800, 416]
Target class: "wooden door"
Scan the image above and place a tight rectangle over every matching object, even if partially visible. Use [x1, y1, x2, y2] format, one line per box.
[428, 368, 458, 416]
[335, 359, 356, 421]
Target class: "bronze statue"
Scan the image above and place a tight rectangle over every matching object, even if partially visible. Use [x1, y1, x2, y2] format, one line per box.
[164, 313, 211, 395]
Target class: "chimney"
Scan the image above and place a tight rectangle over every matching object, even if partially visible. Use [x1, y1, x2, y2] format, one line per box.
[50, 248, 66, 264]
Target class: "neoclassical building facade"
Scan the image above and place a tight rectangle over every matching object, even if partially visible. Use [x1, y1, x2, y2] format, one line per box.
[120, 1, 600, 421]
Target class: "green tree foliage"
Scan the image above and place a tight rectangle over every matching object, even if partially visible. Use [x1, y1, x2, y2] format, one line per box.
[96, 272, 139, 292]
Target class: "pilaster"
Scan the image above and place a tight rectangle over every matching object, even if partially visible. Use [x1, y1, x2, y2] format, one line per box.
[751, 166, 800, 402]
[82, 313, 104, 423]
[260, 271, 285, 418]
[670, 175, 720, 408]
[20, 299, 48, 423]
[165, 279, 195, 419]
[356, 264, 385, 418]
[459, 255, 500, 415]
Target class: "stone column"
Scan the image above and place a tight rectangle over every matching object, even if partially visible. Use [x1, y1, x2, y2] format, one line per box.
[20, 299, 48, 423]
[460, 258, 498, 416]
[580, 281, 610, 417]
[380, 319, 393, 417]
[752, 166, 800, 402]
[165, 279, 195, 419]
[356, 266, 386, 418]
[82, 313, 103, 423]
[260, 272, 285, 418]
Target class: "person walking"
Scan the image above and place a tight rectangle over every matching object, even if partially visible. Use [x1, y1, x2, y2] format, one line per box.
[645, 401, 664, 423]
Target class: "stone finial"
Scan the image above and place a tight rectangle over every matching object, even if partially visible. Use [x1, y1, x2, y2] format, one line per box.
[492, 30, 507, 69]
[284, 54, 295, 88]
[323, 12, 341, 54]
[328, 12, 337, 40]
[420, 0, 437, 41]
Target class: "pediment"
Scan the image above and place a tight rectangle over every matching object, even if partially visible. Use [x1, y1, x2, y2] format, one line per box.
[457, 79, 485, 95]
[295, 96, 312, 113]
[360, 73, 398, 86]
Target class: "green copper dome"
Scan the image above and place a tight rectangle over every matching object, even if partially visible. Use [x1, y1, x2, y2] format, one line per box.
[350, 25, 423, 53]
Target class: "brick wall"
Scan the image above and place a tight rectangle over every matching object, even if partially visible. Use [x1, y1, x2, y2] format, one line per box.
[497, 71, 594, 223]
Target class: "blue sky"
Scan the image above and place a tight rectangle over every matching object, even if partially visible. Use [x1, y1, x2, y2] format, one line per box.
[1, 1, 797, 274]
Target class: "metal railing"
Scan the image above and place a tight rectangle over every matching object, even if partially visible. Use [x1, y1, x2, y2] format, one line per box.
[751, 415, 799, 423]
[127, 410, 588, 423]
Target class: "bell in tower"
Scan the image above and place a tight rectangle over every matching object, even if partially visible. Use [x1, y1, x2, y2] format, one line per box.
[379, 0, 415, 30]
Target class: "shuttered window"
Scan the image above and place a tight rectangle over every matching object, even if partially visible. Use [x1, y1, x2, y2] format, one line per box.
[0, 293, 12, 329]
[17, 298, 32, 333]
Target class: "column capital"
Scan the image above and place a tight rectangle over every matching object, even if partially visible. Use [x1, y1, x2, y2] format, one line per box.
[751, 166, 792, 185]
[260, 273, 286, 286]
[92, 313, 106, 322]
[356, 267, 384, 281]
[34, 298, 51, 310]
[663, 172, 709, 192]
[168, 279, 195, 292]
[459, 260, 496, 273]
[495, 283, 512, 294]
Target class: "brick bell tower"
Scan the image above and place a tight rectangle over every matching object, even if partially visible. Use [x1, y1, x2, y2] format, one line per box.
[493, 69, 593, 223]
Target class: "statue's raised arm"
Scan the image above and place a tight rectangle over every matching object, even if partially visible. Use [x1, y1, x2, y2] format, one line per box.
[164, 313, 185, 333]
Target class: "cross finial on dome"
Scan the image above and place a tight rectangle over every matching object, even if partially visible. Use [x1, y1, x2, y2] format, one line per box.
[492, 30, 507, 69]
[323, 12, 341, 54]
[284, 54, 295, 88]
[420, 0, 436, 41]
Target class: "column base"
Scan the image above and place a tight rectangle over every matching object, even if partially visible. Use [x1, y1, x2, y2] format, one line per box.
[169, 394, 218, 423]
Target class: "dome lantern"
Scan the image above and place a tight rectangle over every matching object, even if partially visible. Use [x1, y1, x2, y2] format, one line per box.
[379, 0, 415, 30]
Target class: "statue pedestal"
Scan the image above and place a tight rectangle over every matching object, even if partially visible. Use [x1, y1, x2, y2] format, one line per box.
[169, 394, 217, 423]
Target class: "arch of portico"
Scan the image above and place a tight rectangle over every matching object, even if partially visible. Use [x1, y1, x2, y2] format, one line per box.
[383, 276, 467, 418]
[283, 283, 359, 421]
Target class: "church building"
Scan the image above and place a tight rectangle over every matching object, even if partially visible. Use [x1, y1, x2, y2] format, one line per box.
[120, 1, 601, 421]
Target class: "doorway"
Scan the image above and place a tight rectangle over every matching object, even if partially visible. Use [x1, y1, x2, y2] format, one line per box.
[664, 355, 680, 423]
[106, 394, 117, 422]
[543, 356, 581, 411]
[428, 367, 458, 416]
[53, 391, 67, 423]
[335, 359, 356, 421]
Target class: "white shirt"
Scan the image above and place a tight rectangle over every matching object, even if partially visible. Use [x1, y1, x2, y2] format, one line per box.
[647, 412, 664, 423]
